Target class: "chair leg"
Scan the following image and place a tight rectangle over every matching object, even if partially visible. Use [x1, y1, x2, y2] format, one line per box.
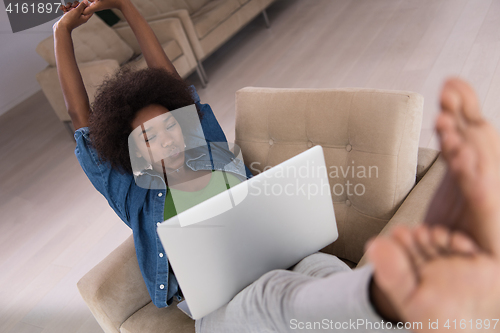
[196, 66, 207, 88]
[197, 61, 209, 83]
[262, 9, 270, 28]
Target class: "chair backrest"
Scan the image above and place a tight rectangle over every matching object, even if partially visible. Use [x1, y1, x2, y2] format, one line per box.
[111, 0, 211, 20]
[235, 87, 423, 263]
[36, 15, 133, 67]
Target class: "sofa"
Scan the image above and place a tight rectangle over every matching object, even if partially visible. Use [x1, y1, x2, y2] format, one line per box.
[36, 15, 200, 134]
[77, 87, 445, 333]
[111, 0, 277, 81]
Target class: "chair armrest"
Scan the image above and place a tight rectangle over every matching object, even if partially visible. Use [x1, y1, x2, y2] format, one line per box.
[416, 147, 440, 182]
[77, 235, 152, 333]
[114, 9, 204, 60]
[356, 153, 446, 267]
[36, 59, 120, 122]
[113, 17, 197, 70]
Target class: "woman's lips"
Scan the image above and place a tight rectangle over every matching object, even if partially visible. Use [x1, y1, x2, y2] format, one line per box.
[167, 147, 180, 158]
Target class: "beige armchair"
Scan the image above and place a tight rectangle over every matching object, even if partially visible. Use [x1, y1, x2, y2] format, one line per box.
[78, 87, 445, 333]
[36, 15, 201, 134]
[111, 0, 277, 82]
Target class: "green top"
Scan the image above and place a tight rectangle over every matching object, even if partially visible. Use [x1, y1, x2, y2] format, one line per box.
[164, 170, 242, 221]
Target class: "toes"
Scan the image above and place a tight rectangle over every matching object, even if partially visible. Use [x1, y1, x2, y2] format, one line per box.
[447, 78, 483, 124]
[449, 231, 480, 255]
[414, 225, 439, 259]
[418, 225, 480, 256]
[392, 226, 427, 271]
[437, 113, 464, 161]
[429, 226, 451, 253]
[436, 112, 457, 135]
[368, 236, 418, 310]
[415, 225, 453, 259]
[440, 81, 462, 115]
[441, 78, 482, 124]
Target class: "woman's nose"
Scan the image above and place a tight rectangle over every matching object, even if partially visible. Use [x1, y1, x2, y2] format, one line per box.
[159, 133, 174, 148]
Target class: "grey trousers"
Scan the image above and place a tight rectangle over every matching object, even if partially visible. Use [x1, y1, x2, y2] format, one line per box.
[196, 253, 403, 333]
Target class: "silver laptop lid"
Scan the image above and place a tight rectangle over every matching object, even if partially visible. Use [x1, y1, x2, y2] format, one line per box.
[157, 145, 338, 319]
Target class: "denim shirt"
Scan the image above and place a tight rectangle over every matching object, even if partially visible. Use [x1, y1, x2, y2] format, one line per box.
[74, 86, 252, 308]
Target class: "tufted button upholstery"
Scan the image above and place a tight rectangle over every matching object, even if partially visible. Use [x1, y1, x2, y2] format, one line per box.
[235, 87, 423, 263]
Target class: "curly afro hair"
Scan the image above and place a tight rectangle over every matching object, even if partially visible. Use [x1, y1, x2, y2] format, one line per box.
[88, 67, 201, 174]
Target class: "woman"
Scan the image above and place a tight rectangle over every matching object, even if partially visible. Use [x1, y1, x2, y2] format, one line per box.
[55, 0, 249, 309]
[57, 4, 500, 333]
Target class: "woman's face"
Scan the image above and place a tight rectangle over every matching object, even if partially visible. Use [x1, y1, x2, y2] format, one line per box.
[130, 104, 185, 173]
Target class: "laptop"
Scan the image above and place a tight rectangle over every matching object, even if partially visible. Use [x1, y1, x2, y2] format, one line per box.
[157, 145, 338, 319]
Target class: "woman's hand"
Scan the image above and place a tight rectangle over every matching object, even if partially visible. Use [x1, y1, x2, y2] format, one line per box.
[81, 0, 129, 15]
[54, 0, 92, 33]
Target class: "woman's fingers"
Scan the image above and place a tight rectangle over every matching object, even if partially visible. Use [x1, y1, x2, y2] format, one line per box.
[81, 13, 93, 23]
[61, 1, 88, 14]
[62, 1, 83, 11]
[82, 0, 103, 15]
[74, 0, 89, 17]
[61, 1, 76, 13]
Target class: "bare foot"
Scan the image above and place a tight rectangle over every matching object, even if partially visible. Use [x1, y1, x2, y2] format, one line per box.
[369, 225, 500, 332]
[426, 78, 500, 257]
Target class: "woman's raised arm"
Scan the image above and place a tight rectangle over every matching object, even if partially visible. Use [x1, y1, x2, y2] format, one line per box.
[84, 0, 181, 79]
[54, 1, 93, 130]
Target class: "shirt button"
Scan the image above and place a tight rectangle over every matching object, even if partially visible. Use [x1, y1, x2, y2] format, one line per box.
[157, 222, 161, 227]
[159, 253, 164, 258]
[159, 284, 165, 290]
[158, 192, 163, 197]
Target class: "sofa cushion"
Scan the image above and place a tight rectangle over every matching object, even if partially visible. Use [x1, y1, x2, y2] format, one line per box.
[191, 0, 242, 39]
[235, 88, 423, 263]
[36, 15, 133, 67]
[112, 0, 196, 21]
[185, 0, 211, 13]
[120, 301, 195, 333]
[125, 39, 183, 70]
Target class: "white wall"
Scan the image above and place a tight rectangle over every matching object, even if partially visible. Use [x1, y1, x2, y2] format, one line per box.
[0, 1, 60, 117]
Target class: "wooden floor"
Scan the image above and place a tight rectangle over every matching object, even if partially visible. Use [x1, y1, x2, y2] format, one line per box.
[1, 0, 499, 332]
